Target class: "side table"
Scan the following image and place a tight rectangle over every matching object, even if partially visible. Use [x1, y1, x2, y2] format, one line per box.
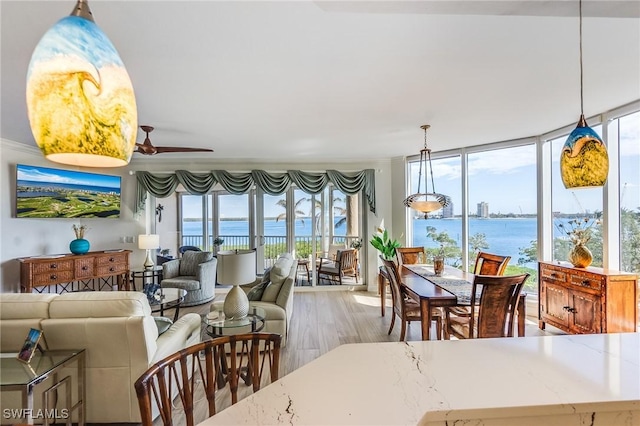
[130, 266, 163, 292]
[296, 259, 311, 285]
[0, 349, 85, 425]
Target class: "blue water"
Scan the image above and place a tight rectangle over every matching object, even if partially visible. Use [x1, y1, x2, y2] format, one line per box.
[183, 217, 557, 268]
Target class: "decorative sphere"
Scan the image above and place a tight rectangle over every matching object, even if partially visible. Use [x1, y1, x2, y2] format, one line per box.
[70, 238, 90, 255]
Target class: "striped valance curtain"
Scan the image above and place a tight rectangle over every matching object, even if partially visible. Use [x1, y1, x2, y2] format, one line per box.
[136, 169, 376, 214]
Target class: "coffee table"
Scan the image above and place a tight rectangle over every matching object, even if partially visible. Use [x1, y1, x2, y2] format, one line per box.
[0, 349, 85, 425]
[147, 288, 187, 322]
[203, 302, 266, 338]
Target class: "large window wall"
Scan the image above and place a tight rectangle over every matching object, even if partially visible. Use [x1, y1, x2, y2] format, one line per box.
[406, 101, 640, 293]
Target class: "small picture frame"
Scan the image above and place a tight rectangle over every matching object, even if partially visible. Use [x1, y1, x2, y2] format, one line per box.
[17, 328, 43, 363]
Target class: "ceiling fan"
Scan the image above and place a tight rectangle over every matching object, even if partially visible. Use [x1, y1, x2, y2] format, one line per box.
[135, 125, 214, 156]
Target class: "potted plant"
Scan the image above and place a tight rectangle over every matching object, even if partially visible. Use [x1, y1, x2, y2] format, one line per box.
[369, 228, 401, 260]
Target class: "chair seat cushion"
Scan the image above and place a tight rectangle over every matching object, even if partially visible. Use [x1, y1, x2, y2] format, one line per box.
[319, 263, 339, 274]
[179, 251, 213, 276]
[162, 277, 200, 291]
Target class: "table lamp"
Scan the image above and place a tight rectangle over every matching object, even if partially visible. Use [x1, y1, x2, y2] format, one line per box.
[217, 249, 256, 319]
[138, 234, 160, 269]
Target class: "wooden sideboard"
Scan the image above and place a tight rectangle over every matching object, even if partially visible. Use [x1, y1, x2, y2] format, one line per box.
[539, 261, 638, 334]
[18, 250, 131, 293]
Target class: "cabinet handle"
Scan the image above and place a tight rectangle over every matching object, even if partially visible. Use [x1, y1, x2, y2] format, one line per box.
[568, 307, 577, 314]
[50, 274, 57, 280]
[109, 257, 115, 262]
[50, 264, 57, 269]
[550, 273, 557, 278]
[582, 280, 590, 286]
[563, 305, 571, 311]
[82, 266, 88, 271]
[109, 267, 115, 272]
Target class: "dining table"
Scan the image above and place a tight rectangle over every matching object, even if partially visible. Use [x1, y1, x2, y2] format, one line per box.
[399, 264, 526, 340]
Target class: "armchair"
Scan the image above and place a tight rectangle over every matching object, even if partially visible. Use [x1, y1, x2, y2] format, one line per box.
[317, 248, 359, 285]
[161, 251, 217, 306]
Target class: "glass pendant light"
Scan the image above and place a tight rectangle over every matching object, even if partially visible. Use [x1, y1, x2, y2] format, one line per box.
[403, 125, 451, 215]
[560, 0, 609, 189]
[26, 0, 137, 167]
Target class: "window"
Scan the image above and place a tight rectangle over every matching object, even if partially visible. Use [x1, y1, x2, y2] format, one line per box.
[617, 112, 640, 273]
[467, 145, 538, 293]
[409, 155, 462, 266]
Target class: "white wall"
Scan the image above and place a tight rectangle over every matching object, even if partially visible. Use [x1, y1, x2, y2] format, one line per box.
[0, 141, 145, 292]
[1, 142, 394, 293]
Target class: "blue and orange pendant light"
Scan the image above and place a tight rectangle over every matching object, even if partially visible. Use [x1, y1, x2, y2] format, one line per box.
[560, 0, 609, 189]
[26, 0, 137, 167]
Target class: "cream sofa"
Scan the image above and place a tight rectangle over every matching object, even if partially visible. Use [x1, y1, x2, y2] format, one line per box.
[225, 253, 296, 347]
[0, 291, 201, 424]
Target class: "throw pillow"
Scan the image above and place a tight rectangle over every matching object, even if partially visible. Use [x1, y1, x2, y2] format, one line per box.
[262, 254, 292, 302]
[179, 251, 213, 276]
[154, 316, 173, 335]
[247, 268, 271, 301]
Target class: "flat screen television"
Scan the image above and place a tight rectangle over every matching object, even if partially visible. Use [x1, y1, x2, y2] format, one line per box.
[16, 164, 121, 218]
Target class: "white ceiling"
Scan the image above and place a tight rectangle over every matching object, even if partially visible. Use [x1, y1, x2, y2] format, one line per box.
[1, 1, 639, 164]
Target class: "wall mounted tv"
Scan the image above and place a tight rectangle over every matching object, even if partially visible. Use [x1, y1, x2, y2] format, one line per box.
[16, 164, 121, 218]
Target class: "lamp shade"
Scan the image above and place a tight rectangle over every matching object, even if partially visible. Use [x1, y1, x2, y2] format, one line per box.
[138, 234, 159, 250]
[560, 116, 609, 189]
[217, 250, 256, 286]
[26, 2, 137, 168]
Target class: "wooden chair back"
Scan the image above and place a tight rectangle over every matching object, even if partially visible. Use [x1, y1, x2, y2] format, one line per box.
[468, 274, 529, 338]
[337, 248, 358, 275]
[473, 252, 511, 275]
[396, 247, 424, 265]
[135, 333, 281, 426]
[380, 258, 403, 319]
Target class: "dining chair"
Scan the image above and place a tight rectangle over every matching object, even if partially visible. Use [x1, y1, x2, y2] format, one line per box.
[395, 246, 425, 266]
[473, 251, 511, 275]
[134, 332, 281, 426]
[444, 251, 513, 332]
[445, 273, 529, 339]
[317, 248, 358, 284]
[381, 258, 442, 341]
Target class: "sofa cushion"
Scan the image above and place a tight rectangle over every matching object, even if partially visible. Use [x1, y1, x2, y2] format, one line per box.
[262, 254, 293, 302]
[0, 293, 58, 319]
[247, 268, 271, 301]
[179, 251, 213, 276]
[49, 291, 151, 318]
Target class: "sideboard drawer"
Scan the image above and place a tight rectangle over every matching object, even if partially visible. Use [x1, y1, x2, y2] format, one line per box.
[569, 271, 604, 290]
[32, 260, 74, 274]
[97, 263, 127, 276]
[97, 254, 127, 266]
[540, 266, 567, 283]
[75, 258, 95, 279]
[33, 270, 74, 286]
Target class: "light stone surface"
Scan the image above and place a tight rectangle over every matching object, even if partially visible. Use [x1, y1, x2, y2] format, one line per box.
[198, 333, 640, 425]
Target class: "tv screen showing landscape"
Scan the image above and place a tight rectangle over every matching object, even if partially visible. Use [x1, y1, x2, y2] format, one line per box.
[16, 164, 121, 218]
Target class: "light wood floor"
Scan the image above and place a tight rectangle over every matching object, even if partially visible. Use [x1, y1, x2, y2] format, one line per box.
[159, 290, 562, 425]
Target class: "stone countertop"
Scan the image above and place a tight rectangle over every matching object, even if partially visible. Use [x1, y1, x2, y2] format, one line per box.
[198, 333, 639, 425]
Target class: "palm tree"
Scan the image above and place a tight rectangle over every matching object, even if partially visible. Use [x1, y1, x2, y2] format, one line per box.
[275, 198, 307, 224]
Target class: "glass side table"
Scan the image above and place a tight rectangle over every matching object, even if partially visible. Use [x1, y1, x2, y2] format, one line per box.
[203, 302, 266, 338]
[147, 288, 187, 322]
[0, 349, 85, 425]
[130, 266, 163, 292]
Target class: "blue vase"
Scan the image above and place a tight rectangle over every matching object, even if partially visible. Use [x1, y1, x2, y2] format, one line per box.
[69, 238, 90, 255]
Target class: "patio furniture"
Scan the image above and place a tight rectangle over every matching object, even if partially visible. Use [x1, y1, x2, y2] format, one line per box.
[317, 248, 359, 285]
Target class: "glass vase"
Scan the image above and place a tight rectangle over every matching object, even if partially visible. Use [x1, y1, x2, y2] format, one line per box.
[569, 243, 592, 268]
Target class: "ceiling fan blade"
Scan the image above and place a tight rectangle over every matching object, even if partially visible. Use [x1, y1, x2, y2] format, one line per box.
[153, 146, 214, 154]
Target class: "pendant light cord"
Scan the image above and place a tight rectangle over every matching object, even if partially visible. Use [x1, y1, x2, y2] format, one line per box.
[579, 0, 584, 115]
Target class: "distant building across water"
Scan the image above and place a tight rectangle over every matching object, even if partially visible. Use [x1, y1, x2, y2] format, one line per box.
[477, 202, 489, 218]
[442, 202, 454, 218]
